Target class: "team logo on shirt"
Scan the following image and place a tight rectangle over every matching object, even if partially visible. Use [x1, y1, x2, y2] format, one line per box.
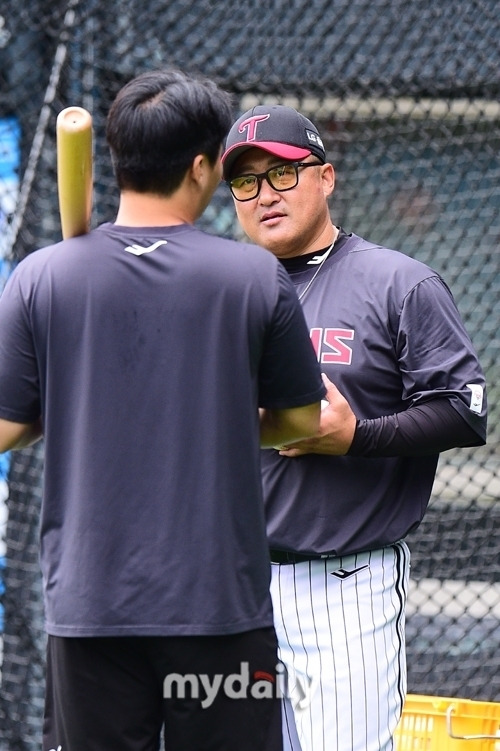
[124, 240, 168, 256]
[310, 327, 354, 365]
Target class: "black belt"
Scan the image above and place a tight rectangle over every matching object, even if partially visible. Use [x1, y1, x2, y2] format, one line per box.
[270, 549, 335, 564]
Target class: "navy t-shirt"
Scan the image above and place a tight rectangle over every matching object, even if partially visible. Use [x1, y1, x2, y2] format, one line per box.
[0, 223, 325, 636]
[263, 233, 487, 556]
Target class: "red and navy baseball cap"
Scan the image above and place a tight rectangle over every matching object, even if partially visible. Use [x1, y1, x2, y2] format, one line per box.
[222, 105, 326, 179]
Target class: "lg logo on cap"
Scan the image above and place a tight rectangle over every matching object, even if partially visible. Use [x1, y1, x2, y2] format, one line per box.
[306, 129, 324, 150]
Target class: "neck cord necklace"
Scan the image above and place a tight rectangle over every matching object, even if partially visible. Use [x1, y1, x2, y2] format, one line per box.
[297, 239, 335, 302]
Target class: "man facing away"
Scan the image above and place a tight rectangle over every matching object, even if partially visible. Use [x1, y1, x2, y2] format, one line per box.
[222, 104, 487, 751]
[0, 74, 326, 751]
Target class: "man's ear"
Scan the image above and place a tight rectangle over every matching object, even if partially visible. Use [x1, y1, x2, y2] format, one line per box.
[189, 154, 207, 188]
[321, 162, 335, 198]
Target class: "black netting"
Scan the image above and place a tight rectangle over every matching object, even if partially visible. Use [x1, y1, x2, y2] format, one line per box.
[0, 445, 45, 751]
[0, 1, 499, 747]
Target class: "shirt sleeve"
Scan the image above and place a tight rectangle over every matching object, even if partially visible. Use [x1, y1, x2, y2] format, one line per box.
[258, 263, 326, 409]
[396, 275, 487, 440]
[348, 397, 485, 457]
[0, 267, 41, 422]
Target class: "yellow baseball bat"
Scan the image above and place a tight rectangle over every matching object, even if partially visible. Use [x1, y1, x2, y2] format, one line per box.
[56, 106, 93, 239]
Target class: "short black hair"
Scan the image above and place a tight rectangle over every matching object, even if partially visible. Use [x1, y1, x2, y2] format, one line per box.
[106, 68, 233, 195]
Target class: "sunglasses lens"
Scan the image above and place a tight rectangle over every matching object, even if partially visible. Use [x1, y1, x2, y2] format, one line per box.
[230, 175, 258, 199]
[267, 164, 298, 190]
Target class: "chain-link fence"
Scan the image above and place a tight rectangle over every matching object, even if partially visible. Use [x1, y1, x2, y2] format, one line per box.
[0, 0, 499, 748]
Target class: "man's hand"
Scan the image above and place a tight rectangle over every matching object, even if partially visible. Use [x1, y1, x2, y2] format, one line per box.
[276, 374, 356, 457]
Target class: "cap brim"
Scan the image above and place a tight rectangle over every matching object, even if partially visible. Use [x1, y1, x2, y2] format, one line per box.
[222, 142, 311, 179]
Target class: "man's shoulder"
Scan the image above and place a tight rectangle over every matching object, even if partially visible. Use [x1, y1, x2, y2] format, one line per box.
[202, 229, 277, 260]
[196, 229, 281, 277]
[346, 232, 438, 281]
[17, 227, 108, 263]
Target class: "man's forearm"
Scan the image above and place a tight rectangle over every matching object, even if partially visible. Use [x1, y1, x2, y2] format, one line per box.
[0, 417, 43, 453]
[347, 399, 482, 457]
[260, 403, 321, 448]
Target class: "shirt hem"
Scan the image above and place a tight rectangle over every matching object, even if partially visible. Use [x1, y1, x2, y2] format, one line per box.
[45, 616, 274, 638]
[260, 384, 326, 410]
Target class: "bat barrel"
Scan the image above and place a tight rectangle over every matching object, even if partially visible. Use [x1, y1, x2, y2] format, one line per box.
[56, 106, 93, 239]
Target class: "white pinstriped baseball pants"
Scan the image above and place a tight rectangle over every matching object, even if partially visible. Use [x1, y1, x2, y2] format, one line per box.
[271, 541, 410, 751]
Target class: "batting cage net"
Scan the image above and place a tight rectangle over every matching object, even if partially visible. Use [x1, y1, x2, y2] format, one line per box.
[0, 0, 499, 747]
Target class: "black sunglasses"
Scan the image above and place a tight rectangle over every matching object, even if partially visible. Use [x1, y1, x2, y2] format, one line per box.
[228, 161, 324, 201]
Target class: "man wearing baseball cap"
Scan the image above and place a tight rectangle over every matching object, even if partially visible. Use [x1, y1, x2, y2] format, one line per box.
[222, 105, 326, 177]
[222, 104, 487, 751]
